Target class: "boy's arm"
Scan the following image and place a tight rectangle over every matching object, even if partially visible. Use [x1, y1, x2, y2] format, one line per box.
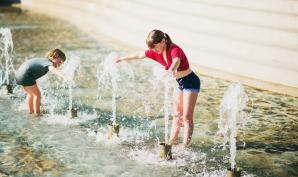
[115, 52, 146, 63]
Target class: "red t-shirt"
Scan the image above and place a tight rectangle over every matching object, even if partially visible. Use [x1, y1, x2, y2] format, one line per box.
[144, 43, 189, 71]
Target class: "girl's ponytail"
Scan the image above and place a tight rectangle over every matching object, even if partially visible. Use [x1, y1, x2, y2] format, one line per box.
[164, 33, 172, 48]
[146, 30, 173, 49]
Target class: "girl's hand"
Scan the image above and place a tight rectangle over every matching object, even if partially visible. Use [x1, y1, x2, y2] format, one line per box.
[114, 58, 122, 63]
[166, 70, 175, 78]
[173, 71, 178, 77]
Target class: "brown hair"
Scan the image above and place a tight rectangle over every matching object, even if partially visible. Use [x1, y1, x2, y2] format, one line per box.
[47, 49, 66, 62]
[146, 29, 172, 49]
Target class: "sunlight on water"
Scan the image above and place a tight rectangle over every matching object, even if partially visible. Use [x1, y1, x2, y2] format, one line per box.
[92, 126, 151, 145]
[194, 169, 255, 177]
[41, 113, 97, 126]
[128, 145, 207, 167]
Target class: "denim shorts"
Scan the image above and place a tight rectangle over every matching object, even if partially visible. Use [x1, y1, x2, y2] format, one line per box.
[176, 72, 200, 92]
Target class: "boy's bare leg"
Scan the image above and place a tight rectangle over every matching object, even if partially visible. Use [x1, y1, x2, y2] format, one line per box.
[23, 87, 34, 114]
[27, 94, 34, 114]
[24, 84, 41, 115]
[32, 85, 41, 115]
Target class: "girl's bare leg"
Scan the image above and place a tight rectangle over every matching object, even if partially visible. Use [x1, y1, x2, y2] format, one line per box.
[169, 91, 183, 144]
[182, 91, 198, 146]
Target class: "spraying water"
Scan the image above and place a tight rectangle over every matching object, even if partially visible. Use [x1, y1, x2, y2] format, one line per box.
[96, 53, 120, 124]
[0, 28, 14, 86]
[61, 53, 80, 111]
[163, 75, 171, 143]
[218, 83, 249, 170]
[96, 52, 135, 125]
[151, 66, 174, 143]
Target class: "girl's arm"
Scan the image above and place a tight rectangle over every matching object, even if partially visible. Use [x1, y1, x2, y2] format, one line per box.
[115, 52, 146, 63]
[168, 57, 180, 72]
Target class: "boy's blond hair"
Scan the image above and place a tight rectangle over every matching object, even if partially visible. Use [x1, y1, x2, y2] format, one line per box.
[47, 49, 66, 62]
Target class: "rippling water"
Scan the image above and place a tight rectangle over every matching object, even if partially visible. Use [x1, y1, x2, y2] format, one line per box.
[0, 6, 297, 177]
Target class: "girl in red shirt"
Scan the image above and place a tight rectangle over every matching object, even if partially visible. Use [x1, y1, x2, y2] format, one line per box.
[116, 29, 200, 146]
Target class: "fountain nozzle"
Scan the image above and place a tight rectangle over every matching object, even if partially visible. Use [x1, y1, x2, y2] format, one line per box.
[107, 123, 120, 139]
[159, 142, 172, 160]
[68, 108, 77, 118]
[1, 84, 13, 94]
[227, 167, 241, 177]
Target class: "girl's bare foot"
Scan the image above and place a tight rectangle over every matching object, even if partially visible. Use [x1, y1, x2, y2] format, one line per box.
[169, 139, 178, 145]
[31, 113, 42, 117]
[183, 143, 191, 148]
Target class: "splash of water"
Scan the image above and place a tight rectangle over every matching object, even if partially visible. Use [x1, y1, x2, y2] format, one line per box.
[0, 28, 14, 86]
[143, 100, 151, 119]
[61, 53, 80, 110]
[96, 52, 135, 124]
[42, 113, 97, 125]
[93, 126, 150, 145]
[128, 144, 206, 167]
[150, 66, 175, 143]
[96, 53, 119, 124]
[163, 75, 171, 143]
[218, 83, 249, 170]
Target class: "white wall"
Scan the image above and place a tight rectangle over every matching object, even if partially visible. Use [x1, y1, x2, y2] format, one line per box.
[22, 0, 298, 96]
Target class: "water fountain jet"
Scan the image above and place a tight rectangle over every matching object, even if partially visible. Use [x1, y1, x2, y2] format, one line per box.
[61, 54, 80, 118]
[0, 28, 15, 94]
[218, 83, 249, 177]
[158, 71, 173, 160]
[96, 53, 122, 138]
